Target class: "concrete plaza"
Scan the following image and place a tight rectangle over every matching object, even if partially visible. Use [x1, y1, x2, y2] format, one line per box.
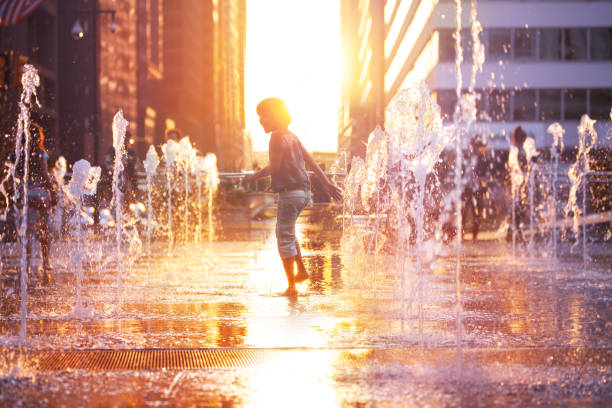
[1, 205, 611, 407]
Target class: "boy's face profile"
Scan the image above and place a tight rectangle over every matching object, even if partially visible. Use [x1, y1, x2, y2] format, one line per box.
[258, 112, 278, 134]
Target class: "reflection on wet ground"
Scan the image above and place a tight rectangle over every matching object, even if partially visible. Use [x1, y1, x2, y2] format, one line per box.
[1, 205, 611, 406]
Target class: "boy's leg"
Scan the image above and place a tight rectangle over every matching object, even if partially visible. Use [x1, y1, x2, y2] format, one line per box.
[294, 239, 309, 283]
[282, 256, 297, 296]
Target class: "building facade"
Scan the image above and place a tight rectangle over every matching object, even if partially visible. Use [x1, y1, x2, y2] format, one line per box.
[0, 0, 59, 160]
[161, 0, 214, 157]
[339, 0, 384, 157]
[2, 0, 247, 170]
[213, 0, 248, 171]
[56, 0, 161, 165]
[340, 0, 612, 153]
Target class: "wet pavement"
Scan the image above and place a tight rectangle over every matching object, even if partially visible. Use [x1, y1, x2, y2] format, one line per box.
[1, 204, 611, 406]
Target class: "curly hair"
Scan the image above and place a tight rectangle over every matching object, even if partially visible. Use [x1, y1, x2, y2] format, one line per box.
[256, 97, 291, 128]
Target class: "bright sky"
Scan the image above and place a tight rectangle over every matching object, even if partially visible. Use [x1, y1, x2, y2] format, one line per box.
[245, 0, 341, 153]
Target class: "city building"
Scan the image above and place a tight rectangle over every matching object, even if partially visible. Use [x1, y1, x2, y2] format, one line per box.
[1, 0, 248, 170]
[55, 0, 163, 165]
[340, 0, 612, 153]
[212, 0, 248, 171]
[161, 0, 214, 158]
[339, 0, 384, 157]
[0, 0, 59, 159]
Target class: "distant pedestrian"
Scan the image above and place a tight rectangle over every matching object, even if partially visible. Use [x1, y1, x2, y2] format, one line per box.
[242, 98, 342, 296]
[25, 122, 56, 276]
[165, 128, 182, 143]
[462, 135, 490, 240]
[506, 125, 528, 242]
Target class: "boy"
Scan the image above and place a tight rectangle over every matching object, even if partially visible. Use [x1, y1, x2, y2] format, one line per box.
[243, 98, 342, 296]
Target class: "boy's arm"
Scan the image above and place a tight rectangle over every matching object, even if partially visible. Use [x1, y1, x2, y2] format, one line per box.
[300, 143, 343, 202]
[243, 133, 284, 184]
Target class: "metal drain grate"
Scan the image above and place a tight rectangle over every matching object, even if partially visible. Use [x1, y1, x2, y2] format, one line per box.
[34, 348, 273, 370]
[24, 347, 612, 371]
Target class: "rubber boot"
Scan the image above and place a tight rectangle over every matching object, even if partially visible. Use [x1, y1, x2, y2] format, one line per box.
[294, 240, 309, 283]
[282, 257, 297, 296]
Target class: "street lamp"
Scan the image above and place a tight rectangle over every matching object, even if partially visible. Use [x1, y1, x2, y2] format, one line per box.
[71, 9, 117, 40]
[68, 7, 117, 165]
[71, 19, 85, 39]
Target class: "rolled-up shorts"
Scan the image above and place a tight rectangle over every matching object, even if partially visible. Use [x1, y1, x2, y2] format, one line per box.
[276, 189, 310, 259]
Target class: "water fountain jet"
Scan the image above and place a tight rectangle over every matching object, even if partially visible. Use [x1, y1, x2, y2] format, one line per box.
[547, 123, 565, 259]
[68, 159, 101, 317]
[161, 139, 179, 254]
[143, 145, 159, 261]
[11, 64, 40, 344]
[111, 109, 129, 306]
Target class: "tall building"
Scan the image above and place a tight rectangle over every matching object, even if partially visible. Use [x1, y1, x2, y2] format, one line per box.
[339, 0, 384, 157]
[340, 0, 612, 153]
[213, 0, 248, 171]
[160, 0, 248, 171]
[1, 0, 248, 170]
[161, 0, 214, 156]
[57, 0, 164, 165]
[0, 0, 59, 159]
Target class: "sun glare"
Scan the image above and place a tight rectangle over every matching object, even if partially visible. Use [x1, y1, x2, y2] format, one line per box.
[245, 0, 341, 153]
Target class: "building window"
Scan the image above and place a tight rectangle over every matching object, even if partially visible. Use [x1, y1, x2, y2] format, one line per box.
[461, 28, 474, 62]
[563, 89, 587, 120]
[489, 89, 511, 121]
[540, 29, 562, 60]
[487, 29, 511, 61]
[589, 88, 612, 119]
[514, 29, 537, 60]
[41, 77, 56, 107]
[564, 28, 587, 60]
[590, 28, 612, 60]
[475, 90, 487, 119]
[144, 106, 156, 145]
[438, 29, 454, 62]
[145, 0, 163, 76]
[539, 89, 561, 121]
[436, 90, 457, 121]
[513, 89, 536, 121]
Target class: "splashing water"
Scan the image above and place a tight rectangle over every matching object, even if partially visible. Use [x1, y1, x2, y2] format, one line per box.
[111, 110, 129, 305]
[51, 156, 67, 234]
[0, 159, 14, 222]
[12, 64, 40, 344]
[523, 137, 539, 254]
[330, 151, 350, 229]
[363, 128, 388, 269]
[68, 159, 101, 317]
[342, 156, 365, 229]
[344, 82, 454, 343]
[547, 123, 565, 258]
[143, 146, 159, 260]
[161, 139, 179, 254]
[508, 144, 524, 255]
[203, 153, 220, 247]
[341, 0, 486, 350]
[178, 136, 196, 242]
[469, 0, 485, 94]
[565, 115, 598, 270]
[193, 156, 206, 246]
